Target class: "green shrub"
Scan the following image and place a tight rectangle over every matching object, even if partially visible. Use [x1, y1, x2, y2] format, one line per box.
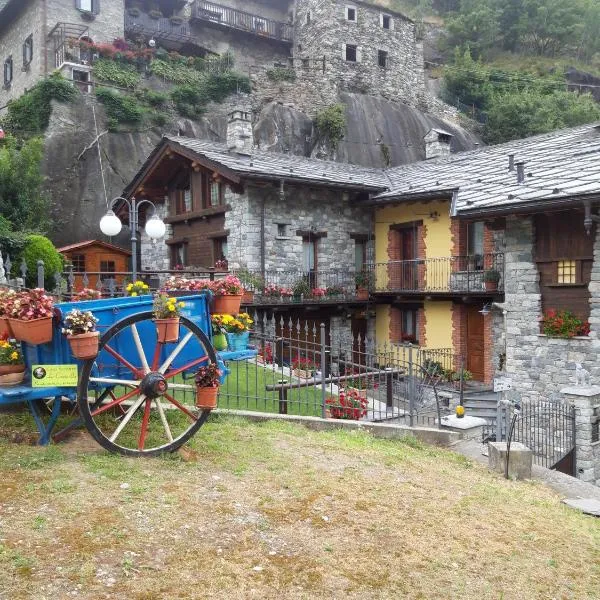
[315, 104, 346, 148]
[151, 112, 168, 126]
[149, 59, 205, 85]
[93, 59, 141, 88]
[20, 235, 63, 290]
[136, 89, 169, 107]
[95, 88, 145, 131]
[266, 67, 297, 82]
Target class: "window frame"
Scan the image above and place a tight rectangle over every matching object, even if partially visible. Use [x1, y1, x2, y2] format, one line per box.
[3, 56, 13, 87]
[345, 5, 357, 22]
[345, 44, 358, 63]
[378, 50, 389, 68]
[99, 259, 116, 281]
[76, 0, 99, 15]
[71, 254, 86, 273]
[381, 13, 393, 29]
[208, 180, 223, 208]
[213, 237, 228, 265]
[171, 242, 188, 269]
[22, 35, 33, 67]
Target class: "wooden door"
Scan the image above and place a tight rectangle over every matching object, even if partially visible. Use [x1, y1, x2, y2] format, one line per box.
[351, 316, 367, 366]
[388, 226, 417, 291]
[466, 305, 485, 381]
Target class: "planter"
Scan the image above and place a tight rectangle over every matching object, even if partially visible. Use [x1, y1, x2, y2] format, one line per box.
[9, 316, 53, 345]
[226, 331, 249, 351]
[195, 385, 218, 410]
[213, 332, 228, 351]
[0, 365, 25, 386]
[242, 290, 254, 304]
[213, 294, 242, 315]
[155, 317, 180, 344]
[68, 331, 99, 360]
[325, 409, 332, 418]
[356, 287, 369, 301]
[484, 281, 498, 291]
[293, 368, 314, 379]
[0, 317, 13, 338]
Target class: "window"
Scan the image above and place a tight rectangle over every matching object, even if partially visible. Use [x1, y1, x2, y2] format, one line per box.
[345, 6, 357, 21]
[176, 184, 192, 214]
[22, 35, 33, 67]
[76, 0, 99, 14]
[378, 50, 388, 68]
[355, 240, 367, 271]
[277, 224, 288, 238]
[382, 14, 392, 29]
[72, 69, 91, 93]
[209, 181, 223, 207]
[3, 56, 13, 87]
[72, 254, 86, 272]
[213, 237, 228, 263]
[557, 260, 577, 284]
[99, 260, 115, 281]
[302, 58, 310, 69]
[345, 44, 357, 62]
[467, 221, 484, 270]
[302, 237, 317, 272]
[391, 307, 418, 344]
[171, 243, 188, 268]
[306, 10, 311, 24]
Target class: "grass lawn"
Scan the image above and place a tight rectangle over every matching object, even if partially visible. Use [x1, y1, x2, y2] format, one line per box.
[0, 413, 599, 599]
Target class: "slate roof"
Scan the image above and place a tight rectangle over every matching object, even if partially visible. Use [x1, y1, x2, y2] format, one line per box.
[128, 136, 391, 193]
[377, 123, 600, 216]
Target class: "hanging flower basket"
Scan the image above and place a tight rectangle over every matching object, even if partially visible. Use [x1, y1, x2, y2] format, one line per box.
[213, 332, 228, 351]
[0, 364, 25, 386]
[156, 317, 180, 344]
[9, 316, 53, 345]
[0, 317, 13, 338]
[213, 294, 242, 314]
[68, 331, 99, 360]
[195, 385, 219, 410]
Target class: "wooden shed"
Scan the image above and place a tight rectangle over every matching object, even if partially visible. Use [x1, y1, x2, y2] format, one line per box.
[57, 240, 131, 291]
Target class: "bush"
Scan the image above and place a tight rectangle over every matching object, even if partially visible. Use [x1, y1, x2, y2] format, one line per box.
[266, 67, 297, 82]
[20, 235, 63, 290]
[542, 309, 590, 338]
[315, 104, 346, 148]
[95, 88, 145, 131]
[135, 89, 169, 107]
[93, 59, 141, 88]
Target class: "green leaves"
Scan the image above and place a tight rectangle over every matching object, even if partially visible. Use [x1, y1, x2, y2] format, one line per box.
[93, 59, 141, 88]
[315, 104, 347, 149]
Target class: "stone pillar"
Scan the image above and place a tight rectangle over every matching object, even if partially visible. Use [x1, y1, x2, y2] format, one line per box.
[561, 386, 600, 485]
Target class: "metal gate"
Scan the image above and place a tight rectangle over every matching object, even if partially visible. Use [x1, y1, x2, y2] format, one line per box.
[486, 399, 576, 475]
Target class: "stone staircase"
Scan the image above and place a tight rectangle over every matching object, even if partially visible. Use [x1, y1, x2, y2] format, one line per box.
[462, 389, 498, 422]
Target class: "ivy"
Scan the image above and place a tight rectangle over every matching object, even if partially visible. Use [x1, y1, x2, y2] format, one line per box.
[135, 89, 169, 107]
[1, 73, 77, 135]
[149, 59, 205, 85]
[95, 88, 145, 131]
[315, 104, 347, 148]
[266, 67, 297, 82]
[93, 59, 141, 88]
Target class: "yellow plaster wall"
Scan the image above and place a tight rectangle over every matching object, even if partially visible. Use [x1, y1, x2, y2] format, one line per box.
[424, 301, 453, 349]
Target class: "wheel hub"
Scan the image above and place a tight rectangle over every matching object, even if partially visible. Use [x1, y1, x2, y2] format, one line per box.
[140, 372, 168, 399]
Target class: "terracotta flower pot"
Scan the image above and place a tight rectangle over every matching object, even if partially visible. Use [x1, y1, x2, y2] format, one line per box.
[484, 281, 498, 291]
[242, 290, 254, 304]
[356, 287, 369, 301]
[9, 316, 53, 345]
[68, 331, 99, 360]
[0, 317, 13, 338]
[156, 317, 180, 344]
[195, 385, 218, 410]
[0, 364, 25, 386]
[213, 294, 242, 315]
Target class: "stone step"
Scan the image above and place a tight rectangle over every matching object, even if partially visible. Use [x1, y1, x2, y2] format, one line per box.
[463, 399, 498, 408]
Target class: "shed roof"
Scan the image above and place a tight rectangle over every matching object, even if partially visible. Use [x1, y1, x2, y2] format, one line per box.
[57, 240, 132, 255]
[373, 123, 600, 216]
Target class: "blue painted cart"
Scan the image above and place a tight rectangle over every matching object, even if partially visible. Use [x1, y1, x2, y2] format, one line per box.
[0, 292, 255, 456]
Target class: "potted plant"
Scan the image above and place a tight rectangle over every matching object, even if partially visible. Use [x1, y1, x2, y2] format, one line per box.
[218, 312, 253, 351]
[211, 314, 229, 351]
[212, 275, 243, 314]
[153, 294, 185, 343]
[483, 269, 501, 291]
[311, 287, 326, 299]
[263, 283, 283, 300]
[292, 356, 317, 379]
[326, 389, 368, 420]
[8, 289, 54, 345]
[62, 309, 100, 359]
[292, 278, 311, 302]
[355, 271, 372, 301]
[126, 281, 150, 296]
[237, 268, 263, 304]
[194, 362, 221, 410]
[0, 289, 16, 338]
[326, 285, 344, 299]
[0, 337, 25, 385]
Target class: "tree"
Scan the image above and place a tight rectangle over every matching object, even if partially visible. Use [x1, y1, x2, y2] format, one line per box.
[442, 48, 493, 108]
[443, 0, 500, 58]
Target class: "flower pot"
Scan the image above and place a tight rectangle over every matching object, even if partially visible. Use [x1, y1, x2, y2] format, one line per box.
[356, 287, 369, 301]
[242, 290, 254, 304]
[68, 331, 99, 360]
[155, 317, 180, 344]
[484, 281, 498, 291]
[0, 365, 25, 386]
[325, 409, 332, 418]
[213, 294, 242, 314]
[213, 332, 228, 351]
[195, 385, 218, 410]
[0, 317, 13, 338]
[9, 316, 53, 345]
[226, 331, 249, 351]
[293, 368, 313, 379]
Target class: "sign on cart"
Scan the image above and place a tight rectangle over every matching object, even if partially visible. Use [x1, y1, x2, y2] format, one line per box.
[494, 377, 513, 392]
[31, 365, 78, 388]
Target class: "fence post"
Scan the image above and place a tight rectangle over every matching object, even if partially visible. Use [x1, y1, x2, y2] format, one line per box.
[320, 322, 327, 419]
[37, 260, 45, 289]
[386, 367, 393, 409]
[278, 384, 288, 415]
[408, 344, 415, 427]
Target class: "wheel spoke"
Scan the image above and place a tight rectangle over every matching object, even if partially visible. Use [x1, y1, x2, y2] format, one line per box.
[163, 356, 208, 381]
[132, 323, 151, 374]
[90, 377, 140, 388]
[104, 344, 142, 377]
[158, 331, 194, 374]
[154, 399, 174, 443]
[167, 383, 195, 391]
[109, 393, 147, 443]
[138, 399, 152, 451]
[151, 342, 162, 372]
[90, 387, 140, 417]
[163, 392, 198, 422]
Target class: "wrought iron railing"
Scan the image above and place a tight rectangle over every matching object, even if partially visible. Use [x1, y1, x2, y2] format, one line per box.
[372, 253, 505, 294]
[191, 0, 293, 43]
[125, 12, 191, 40]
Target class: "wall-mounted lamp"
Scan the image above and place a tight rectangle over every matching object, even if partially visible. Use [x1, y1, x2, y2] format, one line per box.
[479, 303, 492, 316]
[429, 211, 440, 221]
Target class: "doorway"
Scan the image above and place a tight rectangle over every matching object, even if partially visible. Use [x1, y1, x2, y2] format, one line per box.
[466, 305, 485, 381]
[388, 223, 419, 291]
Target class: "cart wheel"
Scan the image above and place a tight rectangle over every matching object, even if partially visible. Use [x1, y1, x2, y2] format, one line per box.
[77, 311, 217, 457]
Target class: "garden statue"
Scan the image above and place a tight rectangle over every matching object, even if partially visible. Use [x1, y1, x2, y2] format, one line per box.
[575, 363, 591, 387]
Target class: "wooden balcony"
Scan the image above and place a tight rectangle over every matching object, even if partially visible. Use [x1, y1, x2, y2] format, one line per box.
[372, 254, 505, 296]
[125, 12, 191, 43]
[190, 0, 293, 43]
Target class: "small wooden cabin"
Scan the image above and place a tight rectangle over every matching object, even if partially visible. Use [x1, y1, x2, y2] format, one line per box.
[57, 240, 131, 291]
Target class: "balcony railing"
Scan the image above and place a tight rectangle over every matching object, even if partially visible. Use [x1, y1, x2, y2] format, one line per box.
[125, 12, 191, 41]
[191, 0, 293, 43]
[372, 254, 505, 294]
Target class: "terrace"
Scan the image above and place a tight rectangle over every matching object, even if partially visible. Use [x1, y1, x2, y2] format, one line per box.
[190, 0, 293, 44]
[124, 12, 192, 46]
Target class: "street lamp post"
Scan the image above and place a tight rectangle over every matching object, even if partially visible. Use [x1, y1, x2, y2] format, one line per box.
[99, 196, 166, 281]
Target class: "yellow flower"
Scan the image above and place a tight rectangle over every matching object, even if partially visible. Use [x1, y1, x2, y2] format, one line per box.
[127, 284, 133, 291]
[10, 351, 18, 360]
[168, 305, 175, 311]
[131, 292, 138, 297]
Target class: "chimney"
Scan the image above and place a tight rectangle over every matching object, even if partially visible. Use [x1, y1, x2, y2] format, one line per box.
[516, 161, 525, 184]
[227, 109, 254, 155]
[424, 128, 453, 160]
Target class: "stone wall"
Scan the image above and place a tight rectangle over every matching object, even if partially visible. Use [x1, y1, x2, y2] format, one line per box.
[140, 201, 172, 272]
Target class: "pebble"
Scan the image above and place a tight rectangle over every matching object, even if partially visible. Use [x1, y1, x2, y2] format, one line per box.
[120, 483, 130, 490]
[252, 566, 263, 572]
